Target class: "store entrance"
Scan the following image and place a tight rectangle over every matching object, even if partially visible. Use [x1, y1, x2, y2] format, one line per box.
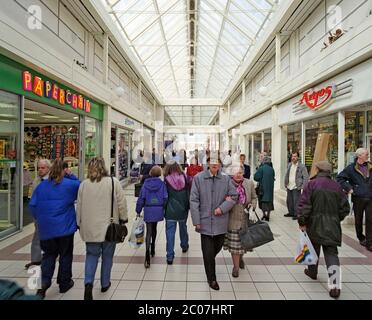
[23, 99, 80, 226]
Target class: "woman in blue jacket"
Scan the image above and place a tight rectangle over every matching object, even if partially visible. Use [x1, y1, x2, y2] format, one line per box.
[136, 166, 167, 268]
[29, 159, 80, 299]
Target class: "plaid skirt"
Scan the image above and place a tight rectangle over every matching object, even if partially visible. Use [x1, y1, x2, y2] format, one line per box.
[223, 229, 247, 255]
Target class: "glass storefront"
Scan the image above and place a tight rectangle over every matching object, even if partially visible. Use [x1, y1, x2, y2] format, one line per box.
[84, 117, 101, 178]
[263, 130, 272, 155]
[304, 114, 338, 177]
[286, 122, 302, 163]
[0, 91, 21, 237]
[345, 111, 364, 165]
[253, 133, 262, 169]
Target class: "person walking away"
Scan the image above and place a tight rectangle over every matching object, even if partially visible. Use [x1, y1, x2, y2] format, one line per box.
[29, 159, 80, 299]
[164, 161, 190, 264]
[222, 150, 233, 176]
[77, 157, 128, 300]
[240, 154, 251, 179]
[284, 152, 309, 220]
[186, 157, 203, 186]
[254, 156, 275, 221]
[25, 159, 51, 270]
[190, 157, 238, 290]
[224, 165, 257, 278]
[297, 161, 350, 298]
[337, 148, 372, 251]
[136, 166, 167, 268]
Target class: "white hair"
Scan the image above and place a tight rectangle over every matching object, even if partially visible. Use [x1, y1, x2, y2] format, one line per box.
[231, 163, 244, 176]
[355, 148, 368, 157]
[37, 159, 52, 168]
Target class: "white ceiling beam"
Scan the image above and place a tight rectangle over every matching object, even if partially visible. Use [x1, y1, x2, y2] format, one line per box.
[164, 99, 222, 106]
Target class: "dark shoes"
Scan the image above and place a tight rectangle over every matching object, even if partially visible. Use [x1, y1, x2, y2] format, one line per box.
[145, 252, 151, 268]
[167, 259, 173, 265]
[101, 282, 111, 293]
[304, 269, 317, 280]
[262, 216, 270, 222]
[239, 257, 245, 269]
[59, 280, 74, 293]
[329, 288, 341, 299]
[36, 287, 48, 299]
[182, 247, 189, 253]
[84, 283, 93, 300]
[292, 216, 298, 220]
[359, 239, 367, 246]
[209, 280, 220, 291]
[232, 268, 239, 278]
[25, 261, 41, 269]
[284, 213, 292, 217]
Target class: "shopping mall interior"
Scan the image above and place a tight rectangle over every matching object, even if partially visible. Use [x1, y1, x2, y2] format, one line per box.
[0, 0, 372, 301]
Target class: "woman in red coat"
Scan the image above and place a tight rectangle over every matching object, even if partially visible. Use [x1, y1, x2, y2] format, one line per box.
[186, 157, 203, 186]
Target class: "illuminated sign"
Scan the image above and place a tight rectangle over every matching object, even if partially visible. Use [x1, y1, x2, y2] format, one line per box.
[299, 85, 335, 110]
[22, 71, 91, 113]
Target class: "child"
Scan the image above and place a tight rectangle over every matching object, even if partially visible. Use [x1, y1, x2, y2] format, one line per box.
[135, 166, 167, 268]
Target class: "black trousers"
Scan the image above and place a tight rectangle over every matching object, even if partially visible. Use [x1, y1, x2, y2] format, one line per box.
[200, 234, 225, 282]
[286, 189, 301, 217]
[352, 197, 372, 246]
[40, 234, 74, 290]
[307, 243, 340, 288]
[145, 222, 158, 253]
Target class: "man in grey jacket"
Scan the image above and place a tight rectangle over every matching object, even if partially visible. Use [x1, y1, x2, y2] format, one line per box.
[284, 152, 309, 220]
[190, 157, 238, 290]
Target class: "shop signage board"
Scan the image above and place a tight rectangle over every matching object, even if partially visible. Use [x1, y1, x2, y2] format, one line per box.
[22, 71, 91, 113]
[0, 54, 103, 120]
[293, 79, 353, 114]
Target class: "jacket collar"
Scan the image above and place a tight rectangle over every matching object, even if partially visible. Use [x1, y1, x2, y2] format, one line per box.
[354, 161, 372, 178]
[311, 171, 331, 180]
[204, 169, 223, 179]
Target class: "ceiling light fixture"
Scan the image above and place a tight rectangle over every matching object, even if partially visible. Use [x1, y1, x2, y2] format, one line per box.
[41, 115, 59, 119]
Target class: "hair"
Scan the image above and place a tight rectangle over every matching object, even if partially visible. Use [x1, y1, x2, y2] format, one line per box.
[149, 165, 162, 177]
[163, 161, 183, 177]
[291, 151, 300, 157]
[37, 158, 51, 168]
[207, 157, 222, 164]
[87, 157, 109, 182]
[62, 161, 69, 169]
[356, 148, 368, 157]
[240, 154, 246, 158]
[262, 156, 272, 164]
[231, 164, 244, 176]
[49, 159, 64, 184]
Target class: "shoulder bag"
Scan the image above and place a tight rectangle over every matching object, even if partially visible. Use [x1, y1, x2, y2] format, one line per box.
[105, 177, 128, 243]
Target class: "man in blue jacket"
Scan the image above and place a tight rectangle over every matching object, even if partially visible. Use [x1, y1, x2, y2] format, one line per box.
[337, 148, 372, 251]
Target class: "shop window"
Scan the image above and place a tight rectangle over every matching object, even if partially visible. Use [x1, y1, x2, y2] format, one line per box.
[367, 111, 372, 133]
[253, 133, 262, 169]
[287, 123, 302, 163]
[264, 130, 272, 155]
[304, 114, 338, 177]
[345, 112, 364, 166]
[0, 91, 21, 237]
[84, 117, 101, 177]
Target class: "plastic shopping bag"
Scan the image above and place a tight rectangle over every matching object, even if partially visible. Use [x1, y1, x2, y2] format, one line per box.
[128, 216, 145, 249]
[294, 231, 318, 265]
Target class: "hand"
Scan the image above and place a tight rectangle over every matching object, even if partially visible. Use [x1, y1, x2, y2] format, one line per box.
[195, 224, 201, 231]
[299, 225, 307, 232]
[214, 208, 223, 216]
[225, 196, 233, 202]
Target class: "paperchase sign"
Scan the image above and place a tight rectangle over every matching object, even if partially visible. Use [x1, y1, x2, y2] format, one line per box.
[293, 79, 353, 114]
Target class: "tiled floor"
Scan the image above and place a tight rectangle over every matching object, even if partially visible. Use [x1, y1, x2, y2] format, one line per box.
[1, 184, 372, 300]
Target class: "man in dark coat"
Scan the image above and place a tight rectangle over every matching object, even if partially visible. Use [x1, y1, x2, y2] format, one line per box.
[336, 148, 372, 250]
[297, 161, 350, 299]
[240, 154, 251, 179]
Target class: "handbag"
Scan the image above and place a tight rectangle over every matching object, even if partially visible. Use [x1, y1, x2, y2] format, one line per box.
[239, 209, 274, 250]
[255, 183, 263, 198]
[105, 177, 128, 243]
[134, 182, 142, 197]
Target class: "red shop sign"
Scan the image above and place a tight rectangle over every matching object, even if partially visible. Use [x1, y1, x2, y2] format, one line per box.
[298, 85, 335, 110]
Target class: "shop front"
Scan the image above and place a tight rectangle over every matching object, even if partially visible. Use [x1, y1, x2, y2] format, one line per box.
[0, 54, 103, 239]
[110, 109, 141, 187]
[278, 58, 372, 186]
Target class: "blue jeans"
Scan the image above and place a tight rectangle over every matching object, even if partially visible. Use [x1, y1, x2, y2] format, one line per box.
[165, 219, 189, 261]
[85, 242, 116, 288]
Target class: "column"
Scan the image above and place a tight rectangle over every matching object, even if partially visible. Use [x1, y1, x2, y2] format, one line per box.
[271, 105, 287, 191]
[338, 111, 345, 173]
[251, 135, 254, 174]
[275, 33, 281, 84]
[289, 29, 300, 76]
[102, 105, 111, 168]
[102, 33, 109, 84]
[242, 80, 246, 109]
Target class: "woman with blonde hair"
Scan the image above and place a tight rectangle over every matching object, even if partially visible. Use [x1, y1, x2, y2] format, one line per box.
[77, 157, 128, 300]
[224, 164, 257, 278]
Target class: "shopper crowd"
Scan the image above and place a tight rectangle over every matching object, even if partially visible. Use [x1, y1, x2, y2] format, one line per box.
[22, 147, 372, 300]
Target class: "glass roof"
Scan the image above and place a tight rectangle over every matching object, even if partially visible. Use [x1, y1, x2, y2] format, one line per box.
[164, 106, 219, 125]
[102, 0, 276, 100]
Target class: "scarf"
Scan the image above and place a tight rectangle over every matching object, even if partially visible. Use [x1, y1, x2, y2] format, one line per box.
[233, 178, 246, 205]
